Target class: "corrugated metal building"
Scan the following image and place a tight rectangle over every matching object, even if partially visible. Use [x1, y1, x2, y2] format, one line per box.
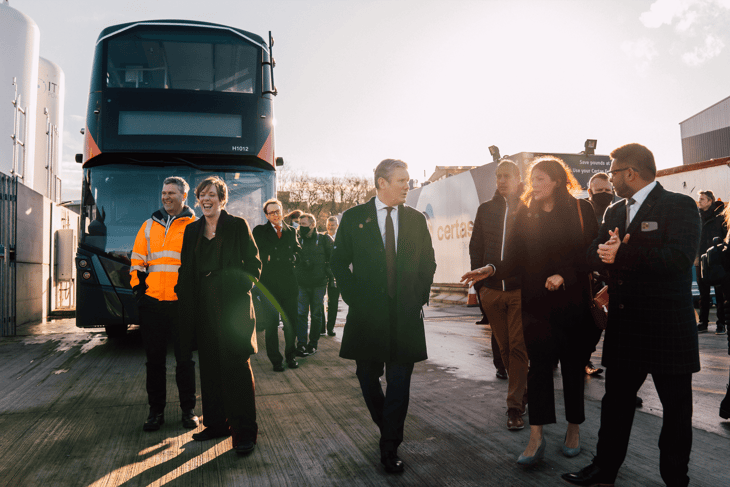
[680, 95, 730, 165]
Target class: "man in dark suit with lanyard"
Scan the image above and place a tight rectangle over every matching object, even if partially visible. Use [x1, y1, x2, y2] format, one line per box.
[332, 159, 436, 474]
[563, 143, 701, 487]
[252, 199, 301, 372]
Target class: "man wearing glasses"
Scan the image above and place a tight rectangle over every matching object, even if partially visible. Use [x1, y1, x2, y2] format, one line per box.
[252, 199, 302, 371]
[563, 143, 700, 487]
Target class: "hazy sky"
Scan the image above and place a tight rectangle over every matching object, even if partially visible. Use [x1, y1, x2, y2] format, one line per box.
[13, 0, 730, 201]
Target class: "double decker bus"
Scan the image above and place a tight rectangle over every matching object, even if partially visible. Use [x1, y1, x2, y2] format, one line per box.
[75, 20, 280, 336]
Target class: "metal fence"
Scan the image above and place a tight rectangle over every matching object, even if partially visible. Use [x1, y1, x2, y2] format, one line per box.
[1, 172, 17, 336]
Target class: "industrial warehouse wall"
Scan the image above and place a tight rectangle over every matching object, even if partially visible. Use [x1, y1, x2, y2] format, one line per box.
[657, 163, 730, 201]
[15, 183, 77, 326]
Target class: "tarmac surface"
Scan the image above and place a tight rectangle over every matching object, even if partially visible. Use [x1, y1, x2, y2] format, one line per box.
[1, 302, 729, 486]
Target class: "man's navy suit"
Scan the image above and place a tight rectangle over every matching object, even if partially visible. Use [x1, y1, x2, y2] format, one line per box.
[587, 182, 701, 486]
[332, 197, 436, 454]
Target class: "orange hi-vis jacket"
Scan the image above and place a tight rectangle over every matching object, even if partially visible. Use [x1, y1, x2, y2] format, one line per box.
[130, 207, 195, 302]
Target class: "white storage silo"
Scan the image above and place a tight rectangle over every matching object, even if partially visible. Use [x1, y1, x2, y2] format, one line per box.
[35, 57, 64, 201]
[0, 0, 40, 187]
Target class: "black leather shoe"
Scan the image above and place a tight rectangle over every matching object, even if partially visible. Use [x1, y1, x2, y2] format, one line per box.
[496, 367, 508, 380]
[381, 453, 405, 473]
[143, 411, 164, 431]
[561, 463, 615, 486]
[295, 345, 310, 357]
[273, 363, 285, 372]
[181, 410, 199, 429]
[192, 426, 231, 441]
[720, 395, 730, 419]
[327, 330, 336, 336]
[635, 396, 643, 408]
[287, 359, 299, 369]
[235, 438, 256, 455]
[305, 345, 317, 356]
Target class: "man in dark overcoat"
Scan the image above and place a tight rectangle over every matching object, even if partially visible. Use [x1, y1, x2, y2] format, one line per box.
[331, 159, 436, 474]
[252, 199, 301, 371]
[563, 143, 701, 487]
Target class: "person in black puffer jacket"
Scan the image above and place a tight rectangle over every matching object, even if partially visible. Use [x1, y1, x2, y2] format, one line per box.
[294, 213, 333, 356]
[697, 191, 727, 334]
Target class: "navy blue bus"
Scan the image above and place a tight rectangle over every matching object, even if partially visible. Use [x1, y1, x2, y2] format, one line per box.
[75, 20, 280, 336]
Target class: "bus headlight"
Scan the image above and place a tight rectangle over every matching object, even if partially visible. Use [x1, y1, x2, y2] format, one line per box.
[78, 259, 89, 268]
[82, 271, 92, 280]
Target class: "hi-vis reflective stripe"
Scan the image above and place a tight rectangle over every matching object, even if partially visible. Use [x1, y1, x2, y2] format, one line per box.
[131, 252, 147, 263]
[145, 219, 153, 258]
[148, 250, 181, 261]
[130, 265, 146, 272]
[148, 264, 180, 273]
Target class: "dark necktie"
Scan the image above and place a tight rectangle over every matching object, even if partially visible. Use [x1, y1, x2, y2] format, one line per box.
[385, 207, 396, 298]
[275, 224, 282, 238]
[625, 197, 635, 230]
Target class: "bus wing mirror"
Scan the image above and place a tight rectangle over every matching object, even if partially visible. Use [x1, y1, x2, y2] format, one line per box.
[276, 157, 284, 167]
[75, 153, 83, 163]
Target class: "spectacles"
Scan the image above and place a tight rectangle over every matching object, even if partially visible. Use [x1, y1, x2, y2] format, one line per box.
[607, 167, 633, 176]
[267, 210, 282, 216]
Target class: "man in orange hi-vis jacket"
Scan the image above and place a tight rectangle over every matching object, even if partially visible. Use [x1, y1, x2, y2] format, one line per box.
[130, 176, 198, 433]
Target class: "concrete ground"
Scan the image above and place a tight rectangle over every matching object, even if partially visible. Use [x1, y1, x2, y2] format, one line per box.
[0, 303, 728, 486]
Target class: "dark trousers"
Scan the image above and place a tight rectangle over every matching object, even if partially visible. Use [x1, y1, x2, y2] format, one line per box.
[522, 307, 592, 425]
[197, 277, 257, 440]
[253, 286, 297, 364]
[595, 369, 693, 487]
[355, 360, 415, 455]
[139, 299, 196, 413]
[696, 266, 724, 324]
[297, 285, 326, 347]
[326, 283, 339, 333]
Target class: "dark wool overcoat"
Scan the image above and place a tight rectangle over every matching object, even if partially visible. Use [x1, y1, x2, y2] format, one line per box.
[587, 183, 702, 374]
[252, 220, 300, 299]
[331, 197, 436, 363]
[175, 210, 262, 356]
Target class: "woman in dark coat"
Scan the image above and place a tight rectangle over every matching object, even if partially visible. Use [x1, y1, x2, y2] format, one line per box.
[175, 176, 262, 455]
[462, 156, 598, 465]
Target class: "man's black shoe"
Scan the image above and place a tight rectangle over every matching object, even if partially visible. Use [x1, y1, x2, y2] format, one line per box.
[720, 394, 730, 419]
[295, 345, 310, 357]
[143, 411, 164, 432]
[235, 438, 256, 455]
[273, 363, 285, 372]
[181, 410, 199, 429]
[327, 330, 336, 336]
[320, 330, 327, 335]
[697, 322, 708, 333]
[635, 396, 643, 408]
[287, 359, 299, 369]
[305, 345, 317, 356]
[496, 367, 508, 380]
[380, 453, 405, 473]
[192, 426, 230, 441]
[561, 463, 615, 486]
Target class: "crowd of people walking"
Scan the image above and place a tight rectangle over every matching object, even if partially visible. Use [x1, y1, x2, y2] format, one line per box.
[128, 144, 729, 486]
